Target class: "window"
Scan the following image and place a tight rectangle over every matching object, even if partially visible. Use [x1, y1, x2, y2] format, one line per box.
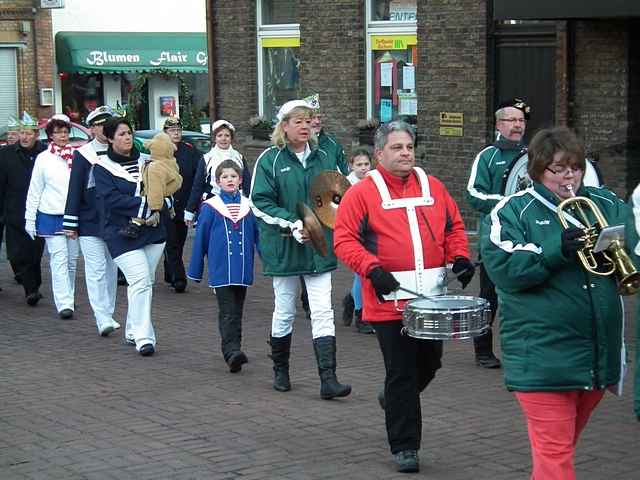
[60, 73, 104, 125]
[366, 0, 418, 124]
[257, 0, 301, 122]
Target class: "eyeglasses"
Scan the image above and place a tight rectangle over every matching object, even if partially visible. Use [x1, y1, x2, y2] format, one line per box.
[498, 117, 526, 124]
[545, 165, 583, 176]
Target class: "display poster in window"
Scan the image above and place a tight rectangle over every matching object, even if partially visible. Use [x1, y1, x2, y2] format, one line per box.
[398, 93, 417, 116]
[402, 65, 415, 90]
[380, 99, 393, 122]
[380, 62, 393, 87]
[389, 0, 417, 22]
[160, 96, 176, 117]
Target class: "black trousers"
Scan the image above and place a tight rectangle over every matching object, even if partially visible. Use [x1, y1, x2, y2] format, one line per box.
[5, 224, 44, 296]
[474, 263, 498, 353]
[163, 218, 188, 284]
[375, 321, 443, 454]
[215, 286, 247, 361]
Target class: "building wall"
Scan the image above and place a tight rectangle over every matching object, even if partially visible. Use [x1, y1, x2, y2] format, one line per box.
[0, 1, 54, 120]
[211, 1, 257, 145]
[420, 0, 490, 227]
[299, 0, 364, 151]
[572, 20, 629, 198]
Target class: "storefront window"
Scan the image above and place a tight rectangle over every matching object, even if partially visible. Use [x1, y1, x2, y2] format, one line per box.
[367, 0, 418, 123]
[61, 73, 104, 125]
[261, 0, 298, 25]
[371, 0, 417, 22]
[262, 46, 300, 121]
[257, 0, 300, 121]
[181, 73, 211, 128]
[371, 44, 417, 123]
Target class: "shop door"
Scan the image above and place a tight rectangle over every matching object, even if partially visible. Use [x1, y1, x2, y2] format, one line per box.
[0, 48, 18, 128]
[494, 23, 556, 143]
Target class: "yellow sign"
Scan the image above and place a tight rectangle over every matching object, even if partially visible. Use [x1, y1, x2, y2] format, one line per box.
[261, 37, 300, 48]
[371, 35, 417, 51]
[439, 112, 464, 126]
[440, 126, 463, 137]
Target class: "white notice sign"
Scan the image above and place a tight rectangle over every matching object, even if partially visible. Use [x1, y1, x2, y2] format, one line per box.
[403, 65, 415, 90]
[380, 63, 393, 87]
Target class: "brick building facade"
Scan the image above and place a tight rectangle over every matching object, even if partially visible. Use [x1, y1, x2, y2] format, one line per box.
[0, 1, 54, 125]
[210, 1, 640, 226]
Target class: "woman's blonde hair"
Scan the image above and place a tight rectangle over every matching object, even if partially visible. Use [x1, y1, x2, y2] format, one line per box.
[271, 106, 317, 149]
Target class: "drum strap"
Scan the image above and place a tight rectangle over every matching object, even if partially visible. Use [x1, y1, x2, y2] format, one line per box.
[369, 167, 440, 297]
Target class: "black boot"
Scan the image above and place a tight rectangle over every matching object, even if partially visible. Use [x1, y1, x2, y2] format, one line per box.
[474, 329, 501, 369]
[312, 336, 351, 400]
[354, 310, 375, 334]
[342, 293, 354, 326]
[269, 334, 292, 392]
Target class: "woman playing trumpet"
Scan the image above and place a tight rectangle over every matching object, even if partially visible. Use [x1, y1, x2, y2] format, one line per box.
[481, 126, 633, 480]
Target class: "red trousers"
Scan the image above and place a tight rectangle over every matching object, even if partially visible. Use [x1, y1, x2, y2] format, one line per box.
[515, 390, 605, 480]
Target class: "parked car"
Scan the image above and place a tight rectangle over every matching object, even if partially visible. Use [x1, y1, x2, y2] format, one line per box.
[0, 120, 92, 147]
[134, 129, 212, 154]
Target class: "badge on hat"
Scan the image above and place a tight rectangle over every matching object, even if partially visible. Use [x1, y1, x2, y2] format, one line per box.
[276, 100, 312, 122]
[497, 97, 531, 120]
[19, 111, 38, 130]
[163, 116, 182, 130]
[303, 94, 320, 112]
[87, 105, 115, 126]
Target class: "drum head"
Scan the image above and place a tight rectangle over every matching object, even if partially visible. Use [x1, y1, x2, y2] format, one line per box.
[408, 295, 487, 312]
[503, 154, 601, 196]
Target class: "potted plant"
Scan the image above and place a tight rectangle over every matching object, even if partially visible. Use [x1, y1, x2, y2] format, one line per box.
[249, 115, 273, 141]
[357, 117, 380, 145]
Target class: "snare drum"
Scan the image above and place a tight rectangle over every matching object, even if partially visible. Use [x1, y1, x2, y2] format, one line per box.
[402, 295, 491, 340]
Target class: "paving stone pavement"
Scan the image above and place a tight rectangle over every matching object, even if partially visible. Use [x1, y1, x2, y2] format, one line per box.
[1, 239, 639, 480]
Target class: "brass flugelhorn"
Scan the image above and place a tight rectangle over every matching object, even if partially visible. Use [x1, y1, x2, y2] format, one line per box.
[557, 184, 640, 295]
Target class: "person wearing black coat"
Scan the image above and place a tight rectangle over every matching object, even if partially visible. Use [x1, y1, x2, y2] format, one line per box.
[161, 117, 201, 293]
[0, 119, 46, 305]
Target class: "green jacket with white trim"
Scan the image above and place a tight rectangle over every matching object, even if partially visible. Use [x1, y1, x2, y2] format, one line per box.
[250, 142, 348, 276]
[480, 182, 629, 392]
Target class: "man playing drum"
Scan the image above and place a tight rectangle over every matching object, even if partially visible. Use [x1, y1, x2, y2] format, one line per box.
[465, 97, 531, 369]
[334, 120, 474, 473]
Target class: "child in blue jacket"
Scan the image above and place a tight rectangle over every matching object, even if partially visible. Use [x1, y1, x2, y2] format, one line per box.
[188, 159, 259, 373]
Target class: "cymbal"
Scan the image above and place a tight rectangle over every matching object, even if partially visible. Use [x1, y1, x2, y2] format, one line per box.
[309, 171, 351, 228]
[297, 202, 328, 257]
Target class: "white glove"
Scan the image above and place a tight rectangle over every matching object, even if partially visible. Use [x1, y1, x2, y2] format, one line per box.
[184, 210, 195, 223]
[25, 220, 37, 240]
[290, 219, 305, 244]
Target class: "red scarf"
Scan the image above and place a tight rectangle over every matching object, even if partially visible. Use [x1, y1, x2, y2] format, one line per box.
[50, 143, 74, 170]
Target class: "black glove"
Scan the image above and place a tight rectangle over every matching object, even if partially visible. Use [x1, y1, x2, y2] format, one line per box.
[561, 227, 585, 258]
[367, 267, 400, 300]
[452, 257, 475, 289]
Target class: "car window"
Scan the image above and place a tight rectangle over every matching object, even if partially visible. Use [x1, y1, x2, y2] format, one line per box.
[70, 126, 89, 141]
[187, 137, 211, 154]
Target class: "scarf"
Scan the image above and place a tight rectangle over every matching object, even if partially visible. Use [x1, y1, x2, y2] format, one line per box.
[205, 145, 244, 177]
[50, 143, 75, 170]
[493, 133, 525, 152]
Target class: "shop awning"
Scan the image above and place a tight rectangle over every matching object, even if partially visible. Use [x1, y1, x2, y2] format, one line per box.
[56, 32, 208, 74]
[493, 0, 640, 20]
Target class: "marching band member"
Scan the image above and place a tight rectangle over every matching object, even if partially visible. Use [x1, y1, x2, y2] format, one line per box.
[25, 114, 79, 319]
[161, 117, 201, 293]
[334, 120, 473, 473]
[250, 99, 351, 399]
[466, 97, 531, 368]
[184, 119, 251, 226]
[481, 126, 630, 479]
[0, 112, 46, 304]
[94, 117, 163, 356]
[63, 106, 120, 336]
